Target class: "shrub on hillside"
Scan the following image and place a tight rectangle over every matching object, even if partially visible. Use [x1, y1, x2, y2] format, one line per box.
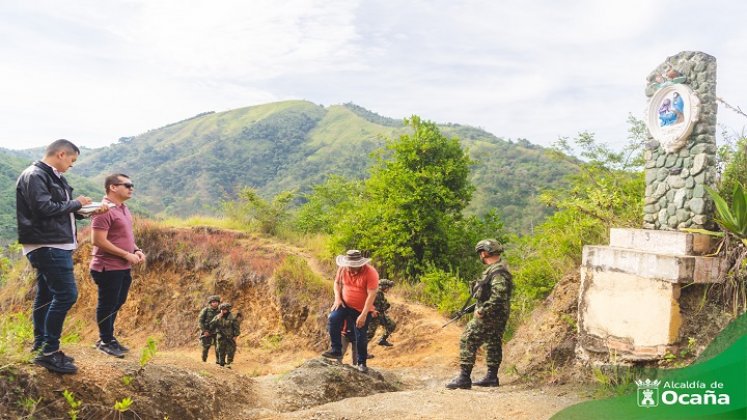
[271, 255, 330, 333]
[420, 266, 471, 315]
[224, 187, 295, 236]
[505, 126, 645, 305]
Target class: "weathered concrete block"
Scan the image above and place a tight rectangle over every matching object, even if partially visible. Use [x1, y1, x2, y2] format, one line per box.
[583, 245, 721, 283]
[609, 228, 712, 255]
[583, 246, 688, 283]
[578, 269, 681, 353]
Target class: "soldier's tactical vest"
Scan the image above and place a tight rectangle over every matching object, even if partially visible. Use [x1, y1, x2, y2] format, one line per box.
[472, 263, 513, 303]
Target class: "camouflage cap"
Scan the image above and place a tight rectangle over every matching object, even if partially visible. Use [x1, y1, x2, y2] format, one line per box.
[207, 295, 221, 304]
[380, 279, 395, 288]
[475, 239, 504, 255]
[219, 302, 232, 310]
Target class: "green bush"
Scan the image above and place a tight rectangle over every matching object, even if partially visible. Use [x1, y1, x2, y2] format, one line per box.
[505, 128, 644, 302]
[719, 136, 747, 204]
[0, 312, 34, 363]
[273, 255, 329, 302]
[223, 188, 295, 235]
[420, 266, 470, 314]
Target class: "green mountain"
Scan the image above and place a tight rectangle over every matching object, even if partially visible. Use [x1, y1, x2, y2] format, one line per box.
[1, 101, 576, 239]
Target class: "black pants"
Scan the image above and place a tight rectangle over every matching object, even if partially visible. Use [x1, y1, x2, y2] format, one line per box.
[90, 269, 132, 343]
[328, 307, 371, 364]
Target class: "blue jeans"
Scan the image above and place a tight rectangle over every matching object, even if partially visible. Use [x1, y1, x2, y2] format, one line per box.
[328, 306, 371, 365]
[27, 248, 78, 353]
[90, 269, 132, 343]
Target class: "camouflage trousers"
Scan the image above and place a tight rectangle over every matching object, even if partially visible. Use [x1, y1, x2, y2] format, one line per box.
[459, 314, 507, 369]
[367, 314, 396, 341]
[216, 337, 237, 366]
[200, 334, 218, 362]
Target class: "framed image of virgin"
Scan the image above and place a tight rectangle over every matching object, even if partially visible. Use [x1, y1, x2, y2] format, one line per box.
[645, 84, 701, 153]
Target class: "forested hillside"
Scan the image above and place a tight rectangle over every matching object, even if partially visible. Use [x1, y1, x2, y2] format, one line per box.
[0, 101, 576, 239]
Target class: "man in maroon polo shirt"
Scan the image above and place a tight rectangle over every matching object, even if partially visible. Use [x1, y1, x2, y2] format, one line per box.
[89, 173, 146, 358]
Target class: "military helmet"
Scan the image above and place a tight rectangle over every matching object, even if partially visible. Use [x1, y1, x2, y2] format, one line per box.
[475, 239, 504, 255]
[218, 302, 232, 310]
[207, 295, 221, 304]
[380, 279, 395, 288]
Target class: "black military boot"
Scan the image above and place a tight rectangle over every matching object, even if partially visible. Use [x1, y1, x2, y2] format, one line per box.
[378, 337, 393, 347]
[473, 366, 499, 387]
[445, 365, 472, 389]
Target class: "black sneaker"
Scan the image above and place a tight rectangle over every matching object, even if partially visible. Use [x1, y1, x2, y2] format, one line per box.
[378, 338, 393, 347]
[31, 347, 74, 363]
[111, 339, 130, 353]
[33, 351, 78, 374]
[97, 341, 125, 358]
[321, 350, 343, 359]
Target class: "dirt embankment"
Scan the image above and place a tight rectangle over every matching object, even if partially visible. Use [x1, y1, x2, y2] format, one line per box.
[0, 223, 588, 419]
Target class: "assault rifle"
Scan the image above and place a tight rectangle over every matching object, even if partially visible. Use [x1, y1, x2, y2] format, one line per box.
[441, 303, 476, 328]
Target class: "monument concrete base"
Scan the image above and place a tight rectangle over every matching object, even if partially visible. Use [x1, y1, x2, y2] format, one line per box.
[577, 228, 722, 361]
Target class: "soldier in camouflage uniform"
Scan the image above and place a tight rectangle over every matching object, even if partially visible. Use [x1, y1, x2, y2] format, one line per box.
[209, 302, 241, 368]
[446, 239, 513, 390]
[367, 279, 396, 346]
[198, 295, 221, 363]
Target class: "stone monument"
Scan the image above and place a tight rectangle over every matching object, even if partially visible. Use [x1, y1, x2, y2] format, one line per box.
[642, 51, 718, 230]
[577, 52, 723, 362]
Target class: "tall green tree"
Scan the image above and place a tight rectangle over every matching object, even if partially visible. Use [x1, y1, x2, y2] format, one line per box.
[295, 175, 364, 234]
[333, 116, 474, 279]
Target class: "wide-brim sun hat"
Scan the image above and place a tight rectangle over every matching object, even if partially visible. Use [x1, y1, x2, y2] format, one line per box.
[336, 249, 371, 268]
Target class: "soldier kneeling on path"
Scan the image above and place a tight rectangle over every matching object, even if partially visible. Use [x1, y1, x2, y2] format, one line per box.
[210, 302, 241, 368]
[446, 239, 513, 390]
[367, 279, 396, 347]
[198, 295, 221, 363]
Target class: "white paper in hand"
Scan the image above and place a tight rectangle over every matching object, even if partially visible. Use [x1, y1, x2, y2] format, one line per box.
[77, 202, 115, 216]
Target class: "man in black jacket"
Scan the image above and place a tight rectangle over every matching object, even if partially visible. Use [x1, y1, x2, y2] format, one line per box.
[16, 139, 107, 374]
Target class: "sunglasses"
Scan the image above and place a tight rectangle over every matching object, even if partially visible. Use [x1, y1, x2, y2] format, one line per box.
[114, 183, 135, 189]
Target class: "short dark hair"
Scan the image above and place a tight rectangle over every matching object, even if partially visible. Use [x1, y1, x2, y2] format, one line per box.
[105, 173, 130, 192]
[45, 139, 80, 157]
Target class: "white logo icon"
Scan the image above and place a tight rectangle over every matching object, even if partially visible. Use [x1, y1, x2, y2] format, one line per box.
[636, 379, 661, 408]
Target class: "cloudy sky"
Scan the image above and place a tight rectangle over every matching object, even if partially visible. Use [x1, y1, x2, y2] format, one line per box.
[1, 0, 745, 151]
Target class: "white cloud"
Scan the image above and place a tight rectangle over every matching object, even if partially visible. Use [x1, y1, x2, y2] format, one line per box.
[0, 0, 746, 150]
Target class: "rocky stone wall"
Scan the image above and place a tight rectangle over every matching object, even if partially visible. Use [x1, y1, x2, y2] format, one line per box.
[643, 51, 718, 230]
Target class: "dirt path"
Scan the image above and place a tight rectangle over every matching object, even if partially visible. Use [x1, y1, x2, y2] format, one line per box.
[143, 286, 587, 420]
[142, 348, 584, 420]
[265, 383, 583, 420]
[210, 243, 586, 418]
